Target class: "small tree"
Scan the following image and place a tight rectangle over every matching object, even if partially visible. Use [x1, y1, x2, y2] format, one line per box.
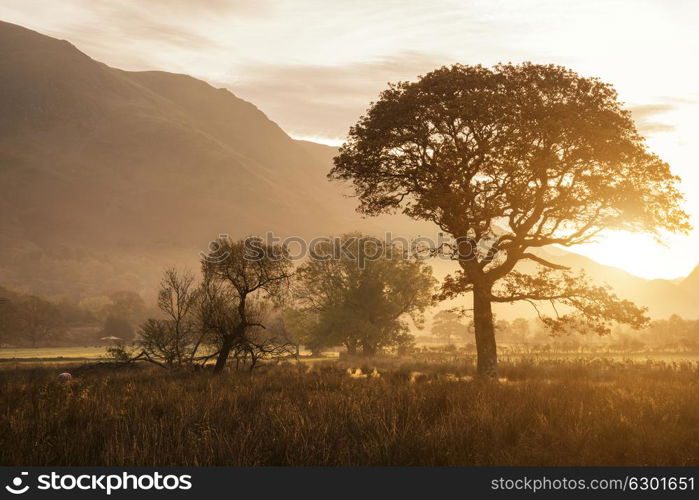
[136, 268, 207, 367]
[294, 234, 436, 356]
[331, 63, 689, 376]
[431, 310, 465, 342]
[510, 318, 530, 344]
[138, 319, 180, 365]
[201, 237, 293, 373]
[282, 308, 315, 355]
[229, 313, 297, 371]
[158, 268, 201, 363]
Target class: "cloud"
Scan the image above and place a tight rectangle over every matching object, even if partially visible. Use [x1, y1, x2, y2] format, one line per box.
[2, 0, 696, 146]
[228, 52, 450, 139]
[230, 59, 692, 142]
[628, 103, 677, 134]
[76, 0, 269, 50]
[0, 0, 271, 69]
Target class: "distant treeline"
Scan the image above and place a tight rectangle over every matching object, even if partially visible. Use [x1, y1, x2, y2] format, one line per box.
[3, 277, 699, 355]
[0, 285, 149, 347]
[426, 311, 699, 353]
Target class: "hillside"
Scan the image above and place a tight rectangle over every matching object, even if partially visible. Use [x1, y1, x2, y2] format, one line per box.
[0, 21, 369, 298]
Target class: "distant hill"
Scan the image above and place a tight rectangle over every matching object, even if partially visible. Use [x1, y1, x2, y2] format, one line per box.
[680, 265, 699, 297]
[0, 21, 371, 298]
[529, 247, 698, 319]
[0, 20, 697, 319]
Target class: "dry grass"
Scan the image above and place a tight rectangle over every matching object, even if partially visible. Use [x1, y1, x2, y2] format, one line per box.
[1, 358, 698, 466]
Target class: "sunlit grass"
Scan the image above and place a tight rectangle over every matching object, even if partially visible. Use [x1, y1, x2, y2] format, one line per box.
[1, 358, 698, 466]
[0, 346, 108, 360]
[0, 347, 340, 363]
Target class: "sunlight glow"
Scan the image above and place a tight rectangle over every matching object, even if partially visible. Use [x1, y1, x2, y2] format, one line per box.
[566, 231, 695, 280]
[291, 135, 344, 147]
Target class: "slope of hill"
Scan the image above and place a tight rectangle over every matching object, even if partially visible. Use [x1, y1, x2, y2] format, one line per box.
[681, 265, 699, 294]
[0, 21, 367, 298]
[531, 247, 698, 319]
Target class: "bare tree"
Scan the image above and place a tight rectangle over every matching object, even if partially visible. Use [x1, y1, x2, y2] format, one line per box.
[158, 268, 201, 363]
[229, 311, 297, 372]
[136, 268, 207, 367]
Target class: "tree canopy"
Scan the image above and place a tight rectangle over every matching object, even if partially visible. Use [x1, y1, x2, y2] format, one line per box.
[431, 310, 466, 342]
[292, 234, 436, 356]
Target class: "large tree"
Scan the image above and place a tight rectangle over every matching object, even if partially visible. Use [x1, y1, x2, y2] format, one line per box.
[331, 63, 689, 377]
[293, 234, 435, 356]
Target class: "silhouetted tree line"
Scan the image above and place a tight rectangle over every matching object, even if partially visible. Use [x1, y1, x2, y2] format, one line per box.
[110, 234, 435, 372]
[0, 289, 67, 347]
[425, 313, 699, 353]
[0, 286, 148, 348]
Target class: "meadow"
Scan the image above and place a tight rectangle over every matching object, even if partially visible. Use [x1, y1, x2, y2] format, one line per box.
[1, 356, 698, 466]
[0, 346, 107, 362]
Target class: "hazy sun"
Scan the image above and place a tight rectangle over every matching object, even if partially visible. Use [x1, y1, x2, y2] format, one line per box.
[568, 231, 693, 280]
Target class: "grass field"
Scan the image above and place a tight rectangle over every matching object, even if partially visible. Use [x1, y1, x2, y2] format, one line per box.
[1, 357, 698, 466]
[2, 346, 698, 363]
[0, 346, 108, 361]
[0, 347, 341, 363]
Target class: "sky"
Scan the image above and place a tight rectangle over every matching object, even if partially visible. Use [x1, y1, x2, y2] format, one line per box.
[1, 0, 697, 279]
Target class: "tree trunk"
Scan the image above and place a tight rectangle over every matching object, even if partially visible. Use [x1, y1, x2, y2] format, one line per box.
[213, 335, 234, 374]
[473, 283, 497, 378]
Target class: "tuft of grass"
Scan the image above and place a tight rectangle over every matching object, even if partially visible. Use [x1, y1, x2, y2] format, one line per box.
[0, 359, 698, 466]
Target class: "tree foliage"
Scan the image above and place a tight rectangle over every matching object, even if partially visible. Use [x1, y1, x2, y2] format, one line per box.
[14, 296, 65, 347]
[431, 310, 466, 341]
[293, 234, 436, 355]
